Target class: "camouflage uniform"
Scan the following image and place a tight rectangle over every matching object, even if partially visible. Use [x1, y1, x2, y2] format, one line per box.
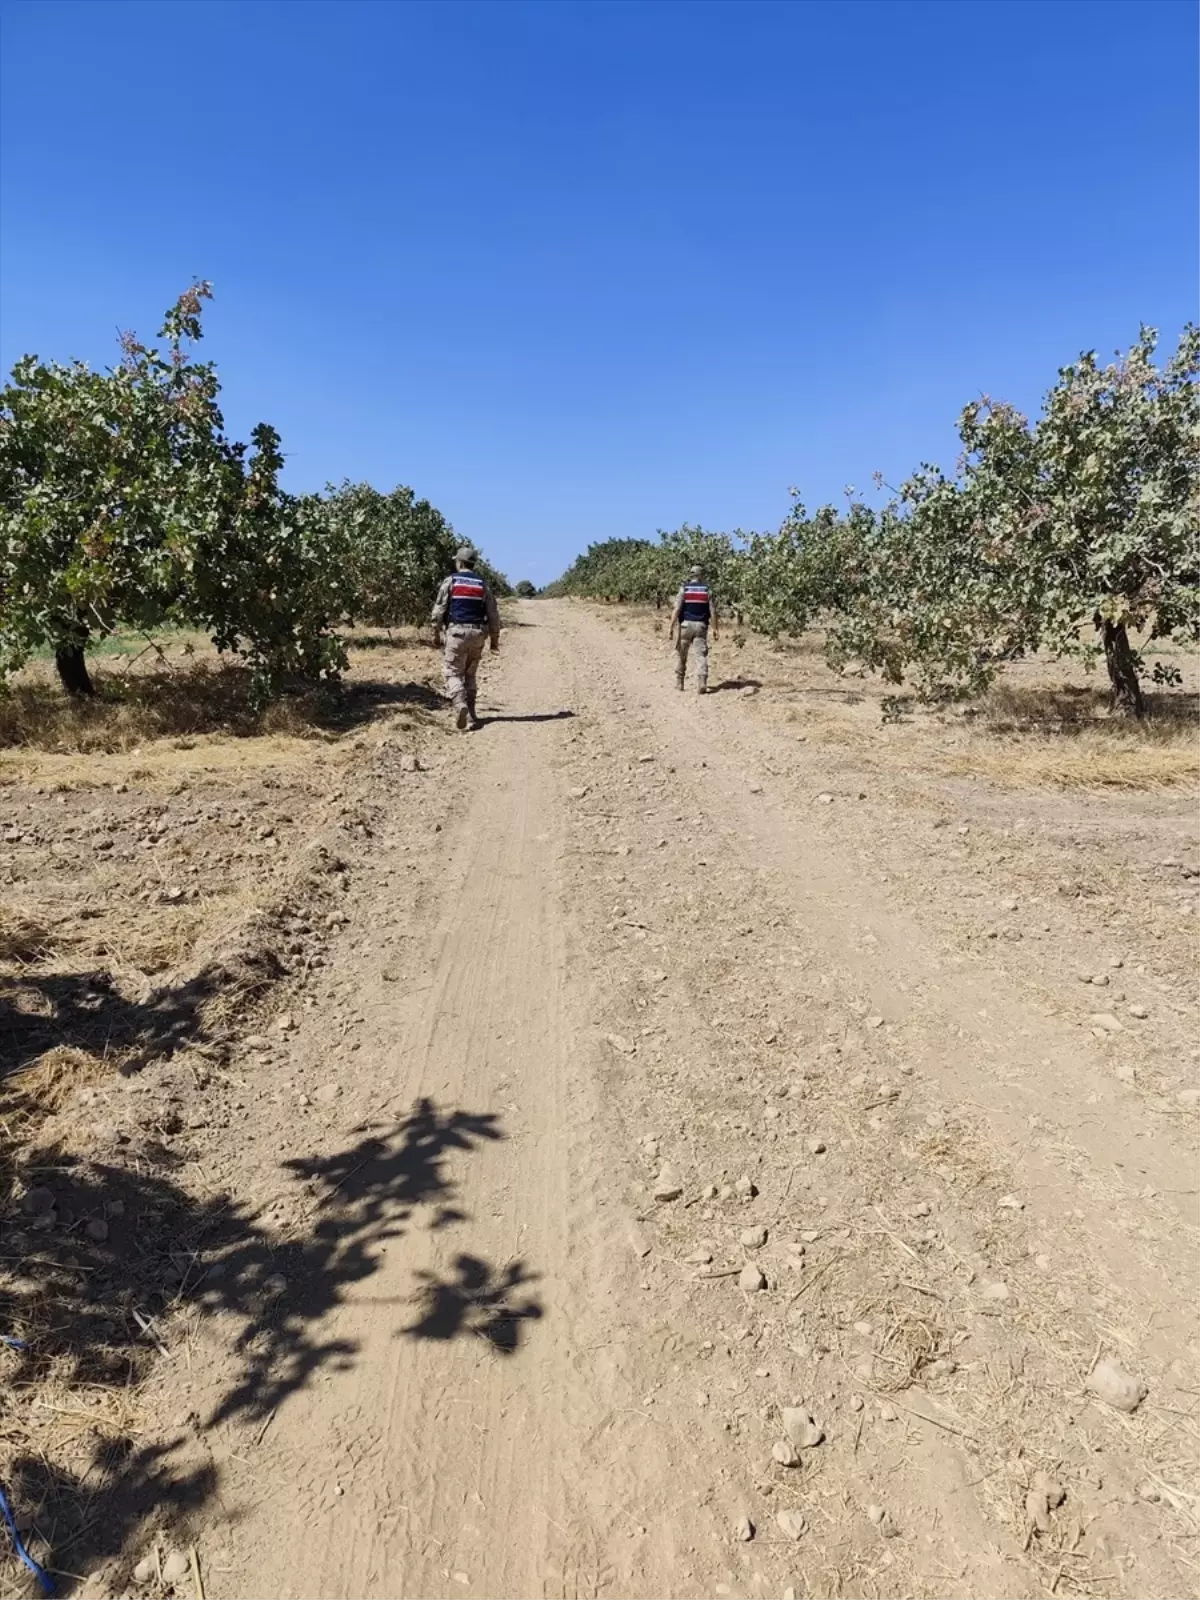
[432, 562, 501, 727]
[675, 620, 709, 691]
[672, 575, 715, 692]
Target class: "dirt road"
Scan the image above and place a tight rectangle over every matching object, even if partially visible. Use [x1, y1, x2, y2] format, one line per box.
[154, 601, 1197, 1600]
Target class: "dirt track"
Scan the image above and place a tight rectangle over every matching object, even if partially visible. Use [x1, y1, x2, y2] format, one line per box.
[129, 601, 1199, 1600]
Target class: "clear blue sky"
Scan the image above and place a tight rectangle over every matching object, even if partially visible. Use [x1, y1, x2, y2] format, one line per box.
[1, 0, 1196, 585]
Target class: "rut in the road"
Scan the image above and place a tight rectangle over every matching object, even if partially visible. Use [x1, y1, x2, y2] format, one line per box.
[180, 601, 1196, 1600]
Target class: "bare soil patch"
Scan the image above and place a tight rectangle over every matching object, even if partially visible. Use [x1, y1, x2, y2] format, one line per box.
[2, 604, 1196, 1600]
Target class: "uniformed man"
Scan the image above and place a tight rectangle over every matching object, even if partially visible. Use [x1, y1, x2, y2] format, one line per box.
[431, 547, 501, 729]
[669, 565, 718, 693]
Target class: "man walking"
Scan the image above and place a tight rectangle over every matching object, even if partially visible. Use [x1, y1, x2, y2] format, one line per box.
[669, 565, 718, 693]
[432, 547, 501, 729]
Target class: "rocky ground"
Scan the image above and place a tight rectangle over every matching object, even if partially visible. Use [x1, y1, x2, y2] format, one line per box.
[1, 605, 1196, 1600]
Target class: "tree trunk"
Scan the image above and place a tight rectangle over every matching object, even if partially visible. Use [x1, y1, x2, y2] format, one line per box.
[55, 642, 95, 698]
[1102, 620, 1145, 718]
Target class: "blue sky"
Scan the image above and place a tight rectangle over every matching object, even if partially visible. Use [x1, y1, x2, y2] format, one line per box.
[1, 0, 1196, 585]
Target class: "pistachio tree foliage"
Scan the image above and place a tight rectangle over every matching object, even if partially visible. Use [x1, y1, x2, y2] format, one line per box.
[551, 328, 1198, 715]
[545, 526, 748, 609]
[319, 480, 460, 629]
[823, 326, 1199, 713]
[0, 286, 503, 697]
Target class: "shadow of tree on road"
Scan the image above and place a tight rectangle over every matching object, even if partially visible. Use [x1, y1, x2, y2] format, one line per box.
[404, 1254, 542, 1354]
[0, 1096, 541, 1593]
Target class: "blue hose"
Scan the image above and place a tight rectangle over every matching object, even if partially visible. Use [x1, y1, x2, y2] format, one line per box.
[0, 1482, 55, 1595]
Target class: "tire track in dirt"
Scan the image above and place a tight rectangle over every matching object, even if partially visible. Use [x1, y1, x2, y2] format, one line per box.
[537, 599, 1198, 1600]
[560, 602, 1198, 1341]
[194, 601, 1195, 1600]
[212, 620, 758, 1600]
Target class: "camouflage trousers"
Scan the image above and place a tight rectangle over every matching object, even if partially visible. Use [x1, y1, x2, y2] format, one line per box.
[443, 625, 487, 714]
[675, 621, 709, 691]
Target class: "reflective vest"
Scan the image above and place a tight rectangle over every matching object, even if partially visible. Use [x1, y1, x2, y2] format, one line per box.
[680, 583, 711, 623]
[448, 572, 488, 625]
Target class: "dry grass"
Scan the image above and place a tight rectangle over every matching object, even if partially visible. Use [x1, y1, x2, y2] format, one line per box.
[2, 1048, 108, 1128]
[0, 908, 65, 965]
[0, 623, 440, 751]
[0, 659, 340, 754]
[615, 603, 1200, 792]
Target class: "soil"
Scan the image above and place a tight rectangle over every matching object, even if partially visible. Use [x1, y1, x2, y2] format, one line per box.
[2, 603, 1197, 1600]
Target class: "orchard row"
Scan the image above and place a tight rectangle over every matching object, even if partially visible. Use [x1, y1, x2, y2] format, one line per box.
[549, 327, 1198, 716]
[0, 284, 508, 698]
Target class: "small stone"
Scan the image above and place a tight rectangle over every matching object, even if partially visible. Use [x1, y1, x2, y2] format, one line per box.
[686, 1247, 714, 1265]
[1090, 973, 1110, 987]
[782, 1406, 823, 1449]
[275, 1012, 296, 1033]
[162, 1550, 190, 1582]
[132, 1557, 156, 1585]
[771, 1439, 801, 1467]
[808, 1139, 827, 1155]
[853, 1320, 874, 1337]
[1086, 1355, 1147, 1413]
[997, 1194, 1024, 1210]
[776, 1509, 807, 1540]
[848, 1394, 864, 1412]
[878, 1402, 898, 1421]
[740, 1225, 768, 1249]
[86, 1218, 110, 1242]
[244, 1034, 271, 1050]
[1128, 1003, 1148, 1019]
[1088, 1012, 1123, 1033]
[313, 1083, 342, 1105]
[21, 1185, 55, 1217]
[910, 1201, 931, 1218]
[605, 1033, 636, 1056]
[734, 1514, 754, 1542]
[1109, 956, 1124, 969]
[652, 1165, 683, 1202]
[264, 1274, 288, 1296]
[1025, 1471, 1066, 1532]
[816, 792, 834, 805]
[734, 1174, 757, 1200]
[739, 1263, 767, 1293]
[567, 786, 589, 800]
[1136, 1481, 1161, 1503]
[865, 1015, 885, 1029]
[867, 1503, 886, 1526]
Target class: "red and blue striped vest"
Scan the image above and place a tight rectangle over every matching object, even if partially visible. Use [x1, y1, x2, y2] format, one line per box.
[681, 583, 711, 623]
[448, 572, 488, 625]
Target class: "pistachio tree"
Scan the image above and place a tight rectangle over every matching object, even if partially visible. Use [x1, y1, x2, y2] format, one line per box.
[0, 284, 231, 693]
[827, 326, 1199, 712]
